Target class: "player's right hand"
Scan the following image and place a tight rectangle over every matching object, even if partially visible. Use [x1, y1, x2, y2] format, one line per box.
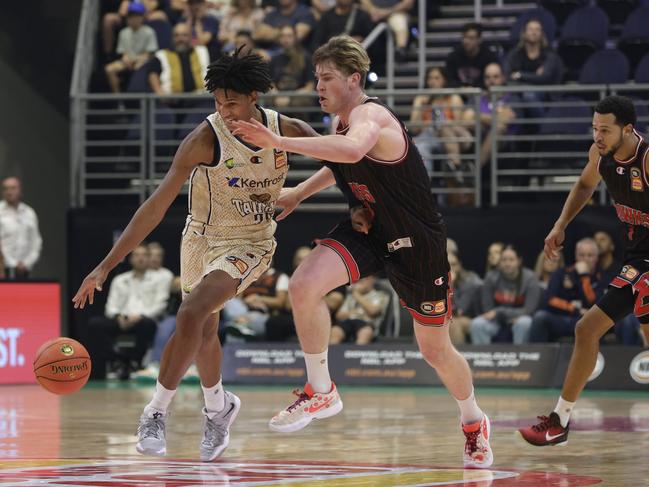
[276, 187, 301, 221]
[544, 226, 565, 260]
[72, 266, 108, 309]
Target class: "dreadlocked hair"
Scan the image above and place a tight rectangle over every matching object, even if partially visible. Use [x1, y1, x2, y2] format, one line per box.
[204, 46, 273, 94]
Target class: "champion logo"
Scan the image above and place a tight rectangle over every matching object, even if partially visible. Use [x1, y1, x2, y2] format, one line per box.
[434, 276, 444, 286]
[616, 166, 625, 175]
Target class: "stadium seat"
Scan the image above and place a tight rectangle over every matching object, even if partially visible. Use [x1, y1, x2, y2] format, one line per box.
[537, 98, 592, 168]
[147, 19, 173, 50]
[618, 4, 649, 71]
[541, 0, 588, 25]
[597, 0, 639, 25]
[558, 5, 609, 80]
[509, 7, 558, 46]
[634, 52, 649, 82]
[578, 49, 630, 84]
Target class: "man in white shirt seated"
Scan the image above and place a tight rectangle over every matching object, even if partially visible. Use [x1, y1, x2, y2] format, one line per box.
[83, 244, 170, 379]
[0, 177, 42, 280]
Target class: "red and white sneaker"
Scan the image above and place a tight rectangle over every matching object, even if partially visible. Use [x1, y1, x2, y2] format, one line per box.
[462, 414, 493, 469]
[269, 383, 343, 433]
[518, 412, 569, 446]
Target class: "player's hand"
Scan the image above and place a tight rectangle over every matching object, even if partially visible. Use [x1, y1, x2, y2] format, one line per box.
[276, 187, 301, 221]
[544, 226, 565, 260]
[72, 266, 108, 309]
[351, 206, 373, 234]
[231, 118, 281, 150]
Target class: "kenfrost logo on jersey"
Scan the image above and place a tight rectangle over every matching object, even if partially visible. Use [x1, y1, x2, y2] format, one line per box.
[232, 194, 275, 224]
[225, 174, 285, 189]
[0, 328, 25, 368]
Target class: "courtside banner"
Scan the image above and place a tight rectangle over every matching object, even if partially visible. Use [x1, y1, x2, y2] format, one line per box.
[577, 345, 649, 391]
[222, 343, 559, 387]
[0, 282, 61, 385]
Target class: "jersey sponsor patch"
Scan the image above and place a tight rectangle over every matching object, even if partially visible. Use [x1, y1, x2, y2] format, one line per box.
[420, 300, 446, 315]
[623, 265, 639, 280]
[224, 157, 243, 169]
[631, 167, 643, 192]
[274, 149, 287, 169]
[225, 255, 249, 274]
[231, 195, 275, 224]
[387, 237, 412, 252]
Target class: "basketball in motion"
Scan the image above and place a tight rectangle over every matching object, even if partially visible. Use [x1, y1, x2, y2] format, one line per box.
[33, 337, 92, 395]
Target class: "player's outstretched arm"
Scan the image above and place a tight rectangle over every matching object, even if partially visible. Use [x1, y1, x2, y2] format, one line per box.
[232, 103, 383, 163]
[545, 144, 602, 260]
[276, 166, 337, 221]
[72, 124, 213, 309]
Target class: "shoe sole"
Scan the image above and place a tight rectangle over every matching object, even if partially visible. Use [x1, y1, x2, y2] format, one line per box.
[136, 443, 166, 457]
[268, 400, 343, 433]
[516, 429, 568, 447]
[464, 415, 494, 469]
[201, 393, 242, 462]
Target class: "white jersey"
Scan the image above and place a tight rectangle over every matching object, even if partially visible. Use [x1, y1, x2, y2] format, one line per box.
[185, 107, 289, 240]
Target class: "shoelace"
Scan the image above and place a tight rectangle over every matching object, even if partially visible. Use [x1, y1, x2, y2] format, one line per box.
[286, 388, 310, 412]
[202, 417, 227, 447]
[137, 417, 164, 439]
[463, 429, 480, 455]
[531, 415, 555, 432]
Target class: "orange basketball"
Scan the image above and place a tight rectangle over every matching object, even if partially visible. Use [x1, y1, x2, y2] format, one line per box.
[33, 337, 91, 395]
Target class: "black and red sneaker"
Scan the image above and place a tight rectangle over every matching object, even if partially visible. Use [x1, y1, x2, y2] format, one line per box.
[518, 412, 569, 446]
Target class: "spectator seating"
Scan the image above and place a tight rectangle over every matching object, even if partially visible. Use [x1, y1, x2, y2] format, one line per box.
[557, 5, 609, 79]
[617, 4, 649, 71]
[578, 48, 630, 84]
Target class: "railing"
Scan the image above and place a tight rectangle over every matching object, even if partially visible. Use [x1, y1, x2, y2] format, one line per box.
[488, 84, 649, 206]
[70, 0, 100, 207]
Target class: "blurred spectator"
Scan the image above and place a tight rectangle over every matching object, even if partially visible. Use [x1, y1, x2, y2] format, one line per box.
[410, 67, 472, 171]
[448, 251, 483, 345]
[462, 63, 518, 167]
[82, 245, 168, 379]
[529, 238, 604, 343]
[0, 177, 42, 280]
[360, 0, 413, 60]
[533, 248, 563, 290]
[218, 0, 265, 50]
[232, 29, 270, 59]
[147, 242, 174, 289]
[331, 276, 389, 344]
[224, 264, 290, 340]
[594, 230, 620, 283]
[313, 0, 374, 48]
[484, 241, 504, 277]
[445, 22, 499, 88]
[447, 237, 458, 256]
[270, 25, 315, 108]
[102, 0, 167, 57]
[505, 19, 563, 85]
[183, 0, 221, 56]
[105, 3, 159, 94]
[253, 0, 316, 50]
[311, 0, 336, 19]
[470, 244, 541, 344]
[148, 23, 210, 95]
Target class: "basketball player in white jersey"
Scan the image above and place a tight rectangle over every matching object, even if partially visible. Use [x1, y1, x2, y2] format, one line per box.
[72, 49, 317, 461]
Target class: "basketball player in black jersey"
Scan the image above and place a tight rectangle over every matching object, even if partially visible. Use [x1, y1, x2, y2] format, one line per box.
[232, 35, 493, 469]
[519, 96, 649, 446]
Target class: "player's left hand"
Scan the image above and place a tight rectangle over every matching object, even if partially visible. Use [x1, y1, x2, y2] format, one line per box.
[351, 206, 373, 234]
[72, 266, 108, 309]
[231, 118, 281, 150]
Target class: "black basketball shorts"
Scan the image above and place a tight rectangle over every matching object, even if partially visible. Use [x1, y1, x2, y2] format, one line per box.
[597, 257, 649, 324]
[316, 220, 452, 326]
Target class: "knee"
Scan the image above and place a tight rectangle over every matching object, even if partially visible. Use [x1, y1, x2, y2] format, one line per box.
[175, 304, 203, 335]
[574, 317, 598, 342]
[288, 272, 320, 304]
[419, 339, 451, 368]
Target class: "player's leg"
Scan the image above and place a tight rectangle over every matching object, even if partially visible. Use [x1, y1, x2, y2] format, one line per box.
[268, 244, 348, 433]
[195, 312, 241, 461]
[136, 270, 238, 456]
[519, 280, 633, 447]
[414, 320, 493, 469]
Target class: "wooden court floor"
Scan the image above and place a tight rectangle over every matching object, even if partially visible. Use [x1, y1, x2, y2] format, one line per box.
[1, 383, 648, 486]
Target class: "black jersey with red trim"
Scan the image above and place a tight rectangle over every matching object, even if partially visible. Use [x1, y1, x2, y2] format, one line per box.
[324, 97, 445, 245]
[598, 130, 649, 258]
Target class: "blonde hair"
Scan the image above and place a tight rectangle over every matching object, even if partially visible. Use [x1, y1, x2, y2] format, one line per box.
[313, 35, 371, 87]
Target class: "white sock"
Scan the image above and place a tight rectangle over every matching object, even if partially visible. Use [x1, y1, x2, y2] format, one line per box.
[304, 350, 332, 393]
[202, 379, 226, 416]
[144, 380, 176, 417]
[456, 388, 483, 425]
[554, 397, 575, 427]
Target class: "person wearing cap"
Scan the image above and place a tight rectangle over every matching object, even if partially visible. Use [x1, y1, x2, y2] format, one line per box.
[105, 2, 159, 94]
